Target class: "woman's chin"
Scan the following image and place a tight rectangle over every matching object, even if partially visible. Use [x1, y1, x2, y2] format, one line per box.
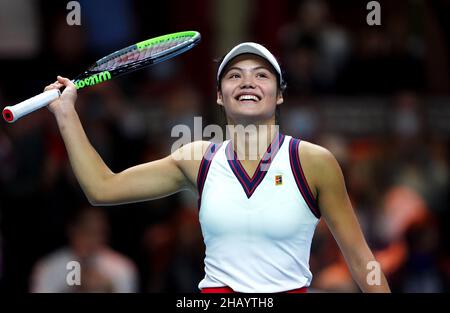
[228, 113, 273, 126]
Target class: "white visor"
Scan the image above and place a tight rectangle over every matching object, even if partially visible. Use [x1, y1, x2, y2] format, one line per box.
[217, 42, 284, 86]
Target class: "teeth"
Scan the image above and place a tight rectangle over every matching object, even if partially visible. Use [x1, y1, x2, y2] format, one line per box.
[238, 95, 259, 101]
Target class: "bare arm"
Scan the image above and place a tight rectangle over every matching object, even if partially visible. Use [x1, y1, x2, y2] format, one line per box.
[301, 142, 390, 292]
[46, 76, 204, 205]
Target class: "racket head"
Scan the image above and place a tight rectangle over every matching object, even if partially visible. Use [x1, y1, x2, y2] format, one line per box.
[73, 31, 201, 89]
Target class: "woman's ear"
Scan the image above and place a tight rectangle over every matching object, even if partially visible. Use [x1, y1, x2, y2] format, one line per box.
[217, 90, 224, 106]
[276, 91, 284, 105]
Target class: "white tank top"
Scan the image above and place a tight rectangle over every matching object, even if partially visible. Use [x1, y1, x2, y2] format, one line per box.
[197, 134, 321, 293]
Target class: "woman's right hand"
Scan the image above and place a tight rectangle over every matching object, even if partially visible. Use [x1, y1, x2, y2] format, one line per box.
[44, 76, 78, 115]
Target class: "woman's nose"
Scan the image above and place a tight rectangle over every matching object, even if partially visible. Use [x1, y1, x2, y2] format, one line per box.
[240, 74, 255, 88]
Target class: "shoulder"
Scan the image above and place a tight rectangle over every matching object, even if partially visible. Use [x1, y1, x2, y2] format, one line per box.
[31, 247, 73, 278]
[171, 140, 216, 164]
[170, 140, 222, 189]
[100, 248, 137, 275]
[287, 136, 337, 167]
[297, 140, 337, 168]
[294, 139, 343, 191]
[35, 247, 73, 266]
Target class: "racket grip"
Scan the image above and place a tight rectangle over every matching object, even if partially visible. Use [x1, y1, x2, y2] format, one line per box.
[2, 89, 61, 123]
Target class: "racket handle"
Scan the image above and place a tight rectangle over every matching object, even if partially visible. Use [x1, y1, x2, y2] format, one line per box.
[2, 89, 61, 123]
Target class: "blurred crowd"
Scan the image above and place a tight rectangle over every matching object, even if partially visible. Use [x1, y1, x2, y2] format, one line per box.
[0, 0, 449, 292]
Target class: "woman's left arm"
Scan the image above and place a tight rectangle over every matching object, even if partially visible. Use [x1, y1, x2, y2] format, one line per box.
[304, 143, 391, 292]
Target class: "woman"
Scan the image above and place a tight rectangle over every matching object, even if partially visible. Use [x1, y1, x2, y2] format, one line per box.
[45, 42, 390, 293]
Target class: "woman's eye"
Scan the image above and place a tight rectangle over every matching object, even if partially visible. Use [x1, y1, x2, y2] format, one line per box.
[257, 73, 268, 78]
[228, 73, 240, 79]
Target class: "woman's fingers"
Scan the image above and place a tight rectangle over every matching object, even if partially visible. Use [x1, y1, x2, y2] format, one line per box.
[44, 81, 63, 92]
[57, 76, 76, 89]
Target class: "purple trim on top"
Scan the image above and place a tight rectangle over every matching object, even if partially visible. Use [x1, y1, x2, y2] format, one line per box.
[289, 138, 320, 219]
[225, 133, 285, 198]
[197, 142, 222, 210]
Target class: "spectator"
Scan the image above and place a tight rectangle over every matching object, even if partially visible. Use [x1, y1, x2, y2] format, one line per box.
[279, 0, 350, 95]
[30, 206, 138, 292]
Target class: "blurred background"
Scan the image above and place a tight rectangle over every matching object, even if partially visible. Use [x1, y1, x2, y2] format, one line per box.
[0, 0, 449, 293]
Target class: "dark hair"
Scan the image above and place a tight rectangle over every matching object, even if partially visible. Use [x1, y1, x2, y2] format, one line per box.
[215, 54, 286, 128]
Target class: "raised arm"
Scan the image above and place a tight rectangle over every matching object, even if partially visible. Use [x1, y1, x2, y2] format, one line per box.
[46, 76, 206, 206]
[300, 141, 390, 292]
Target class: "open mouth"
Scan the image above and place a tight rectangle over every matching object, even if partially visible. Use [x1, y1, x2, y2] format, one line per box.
[236, 94, 261, 102]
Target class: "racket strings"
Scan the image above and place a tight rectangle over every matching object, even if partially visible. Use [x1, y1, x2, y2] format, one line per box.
[93, 37, 191, 72]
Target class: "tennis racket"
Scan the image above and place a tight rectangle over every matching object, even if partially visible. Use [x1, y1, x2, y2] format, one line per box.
[2, 30, 201, 123]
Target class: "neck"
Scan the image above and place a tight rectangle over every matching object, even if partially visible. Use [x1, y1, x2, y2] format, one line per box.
[227, 123, 279, 161]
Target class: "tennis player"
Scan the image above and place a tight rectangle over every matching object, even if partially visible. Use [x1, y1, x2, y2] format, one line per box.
[45, 42, 390, 293]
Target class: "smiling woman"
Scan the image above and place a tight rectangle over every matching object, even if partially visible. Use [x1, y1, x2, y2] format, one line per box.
[217, 54, 283, 126]
[42, 40, 390, 293]
[194, 43, 390, 293]
[216, 43, 286, 129]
